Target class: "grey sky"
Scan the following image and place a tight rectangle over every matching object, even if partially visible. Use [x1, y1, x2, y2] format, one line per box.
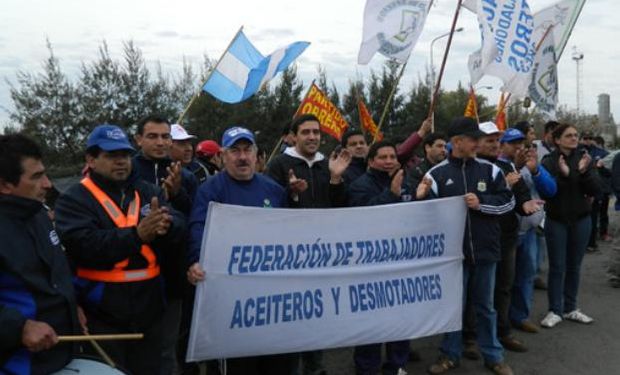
[1, 0, 616, 129]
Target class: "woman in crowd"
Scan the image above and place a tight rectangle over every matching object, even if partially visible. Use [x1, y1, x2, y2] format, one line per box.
[540, 123, 601, 328]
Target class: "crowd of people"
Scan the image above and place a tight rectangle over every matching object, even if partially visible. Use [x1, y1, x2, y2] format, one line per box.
[1, 113, 619, 375]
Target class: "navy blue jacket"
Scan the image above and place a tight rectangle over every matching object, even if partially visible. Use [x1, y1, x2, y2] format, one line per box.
[54, 171, 186, 331]
[188, 172, 287, 265]
[425, 157, 515, 263]
[348, 168, 411, 206]
[1, 195, 79, 375]
[343, 157, 367, 185]
[132, 153, 198, 216]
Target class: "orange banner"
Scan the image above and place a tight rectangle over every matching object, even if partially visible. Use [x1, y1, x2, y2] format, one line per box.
[358, 99, 383, 142]
[295, 83, 348, 141]
[495, 92, 507, 131]
[464, 87, 478, 121]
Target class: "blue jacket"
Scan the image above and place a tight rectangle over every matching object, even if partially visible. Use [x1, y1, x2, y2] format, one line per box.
[188, 172, 287, 264]
[132, 153, 198, 216]
[54, 171, 186, 331]
[1, 195, 79, 375]
[425, 156, 515, 263]
[348, 168, 411, 206]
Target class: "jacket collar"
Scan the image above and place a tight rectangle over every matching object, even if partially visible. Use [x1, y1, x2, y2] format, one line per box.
[284, 147, 325, 167]
[367, 168, 392, 183]
[0, 194, 45, 219]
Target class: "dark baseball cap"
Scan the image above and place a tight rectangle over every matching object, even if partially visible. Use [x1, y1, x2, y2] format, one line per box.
[447, 117, 485, 139]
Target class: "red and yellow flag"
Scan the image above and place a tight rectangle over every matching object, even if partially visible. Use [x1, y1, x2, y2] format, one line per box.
[495, 92, 507, 131]
[464, 87, 479, 121]
[357, 99, 384, 142]
[295, 83, 348, 141]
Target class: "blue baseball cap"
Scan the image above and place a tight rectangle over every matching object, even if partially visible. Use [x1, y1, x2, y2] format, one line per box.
[221, 126, 255, 148]
[500, 128, 525, 143]
[86, 125, 134, 152]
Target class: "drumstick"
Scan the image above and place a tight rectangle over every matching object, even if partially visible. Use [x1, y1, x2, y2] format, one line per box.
[88, 338, 116, 368]
[58, 333, 144, 342]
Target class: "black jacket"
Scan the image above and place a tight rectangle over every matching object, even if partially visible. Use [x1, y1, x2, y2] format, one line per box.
[266, 150, 347, 208]
[132, 153, 198, 216]
[542, 149, 601, 223]
[407, 158, 435, 191]
[343, 157, 367, 185]
[54, 171, 186, 331]
[1, 195, 79, 375]
[425, 157, 515, 263]
[348, 168, 411, 206]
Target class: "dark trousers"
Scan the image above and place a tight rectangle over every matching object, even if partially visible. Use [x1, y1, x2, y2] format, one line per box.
[494, 235, 517, 338]
[224, 354, 299, 375]
[84, 314, 162, 375]
[589, 198, 602, 247]
[600, 195, 610, 236]
[354, 340, 410, 375]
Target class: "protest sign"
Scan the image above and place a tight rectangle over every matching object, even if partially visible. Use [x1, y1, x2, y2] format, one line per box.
[187, 197, 466, 361]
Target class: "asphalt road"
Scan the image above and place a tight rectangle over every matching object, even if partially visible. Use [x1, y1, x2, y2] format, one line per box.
[322, 212, 620, 375]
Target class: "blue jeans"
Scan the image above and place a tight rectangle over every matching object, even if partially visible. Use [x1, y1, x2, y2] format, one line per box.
[440, 262, 504, 365]
[544, 216, 591, 315]
[354, 340, 410, 375]
[510, 228, 538, 324]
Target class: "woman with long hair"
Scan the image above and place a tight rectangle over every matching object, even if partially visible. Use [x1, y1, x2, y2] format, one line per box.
[539, 123, 601, 328]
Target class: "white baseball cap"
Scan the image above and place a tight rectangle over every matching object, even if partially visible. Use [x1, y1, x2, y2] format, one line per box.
[479, 121, 501, 135]
[170, 124, 197, 141]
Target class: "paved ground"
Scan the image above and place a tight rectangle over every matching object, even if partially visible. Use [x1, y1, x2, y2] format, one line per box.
[322, 212, 620, 375]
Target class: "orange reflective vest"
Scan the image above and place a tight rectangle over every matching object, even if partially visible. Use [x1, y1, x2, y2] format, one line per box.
[76, 177, 160, 283]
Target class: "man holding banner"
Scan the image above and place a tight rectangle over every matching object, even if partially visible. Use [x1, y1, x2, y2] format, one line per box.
[417, 117, 515, 375]
[187, 126, 295, 374]
[348, 140, 411, 375]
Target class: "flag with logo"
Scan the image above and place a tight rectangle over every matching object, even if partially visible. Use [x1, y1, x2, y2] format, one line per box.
[495, 93, 507, 131]
[295, 83, 349, 141]
[358, 0, 431, 64]
[468, 0, 536, 98]
[463, 87, 479, 121]
[529, 27, 558, 117]
[533, 0, 585, 59]
[202, 28, 309, 103]
[358, 99, 384, 142]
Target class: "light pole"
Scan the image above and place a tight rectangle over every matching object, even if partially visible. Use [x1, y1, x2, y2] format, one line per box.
[430, 27, 464, 121]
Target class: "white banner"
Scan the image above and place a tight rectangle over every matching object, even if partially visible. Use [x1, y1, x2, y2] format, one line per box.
[358, 0, 431, 64]
[187, 197, 466, 361]
[533, 0, 585, 60]
[470, 0, 537, 97]
[529, 27, 558, 117]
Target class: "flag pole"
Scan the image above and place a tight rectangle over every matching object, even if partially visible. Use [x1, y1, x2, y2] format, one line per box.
[266, 79, 315, 164]
[427, 0, 464, 130]
[177, 25, 245, 125]
[373, 60, 408, 145]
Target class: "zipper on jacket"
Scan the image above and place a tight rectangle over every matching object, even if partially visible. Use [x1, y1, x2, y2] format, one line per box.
[461, 161, 476, 264]
[154, 163, 159, 186]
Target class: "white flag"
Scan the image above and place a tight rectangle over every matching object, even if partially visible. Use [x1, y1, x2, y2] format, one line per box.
[533, 0, 585, 60]
[468, 0, 537, 97]
[529, 28, 558, 117]
[358, 0, 431, 64]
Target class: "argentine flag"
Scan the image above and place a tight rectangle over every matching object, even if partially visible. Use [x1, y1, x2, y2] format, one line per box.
[203, 29, 310, 103]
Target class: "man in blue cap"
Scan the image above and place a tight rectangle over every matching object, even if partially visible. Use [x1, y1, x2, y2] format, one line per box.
[187, 126, 294, 374]
[54, 125, 186, 375]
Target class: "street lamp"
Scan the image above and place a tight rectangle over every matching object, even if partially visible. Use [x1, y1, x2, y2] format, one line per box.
[429, 27, 464, 123]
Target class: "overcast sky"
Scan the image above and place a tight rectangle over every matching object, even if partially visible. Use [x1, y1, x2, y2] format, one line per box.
[1, 0, 617, 129]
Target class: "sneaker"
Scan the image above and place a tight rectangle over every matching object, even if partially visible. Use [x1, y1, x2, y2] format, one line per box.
[513, 320, 540, 333]
[396, 369, 408, 375]
[563, 309, 594, 324]
[499, 335, 528, 352]
[586, 245, 599, 253]
[427, 356, 458, 374]
[540, 311, 562, 328]
[485, 361, 514, 375]
[463, 340, 481, 360]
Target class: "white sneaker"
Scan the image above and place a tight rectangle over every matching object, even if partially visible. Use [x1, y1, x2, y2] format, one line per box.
[541, 311, 562, 328]
[563, 309, 594, 324]
[396, 369, 408, 375]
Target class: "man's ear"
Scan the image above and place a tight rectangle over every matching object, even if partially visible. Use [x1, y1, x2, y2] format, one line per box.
[0, 178, 16, 195]
[134, 133, 143, 147]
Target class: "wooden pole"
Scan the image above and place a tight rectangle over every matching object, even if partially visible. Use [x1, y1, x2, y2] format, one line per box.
[373, 60, 408, 145]
[177, 26, 245, 125]
[427, 0, 464, 128]
[58, 333, 144, 342]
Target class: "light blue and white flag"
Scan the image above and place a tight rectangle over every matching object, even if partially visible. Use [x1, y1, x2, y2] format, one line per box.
[203, 29, 309, 103]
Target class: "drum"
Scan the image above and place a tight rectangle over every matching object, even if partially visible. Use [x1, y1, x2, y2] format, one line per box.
[51, 356, 130, 374]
